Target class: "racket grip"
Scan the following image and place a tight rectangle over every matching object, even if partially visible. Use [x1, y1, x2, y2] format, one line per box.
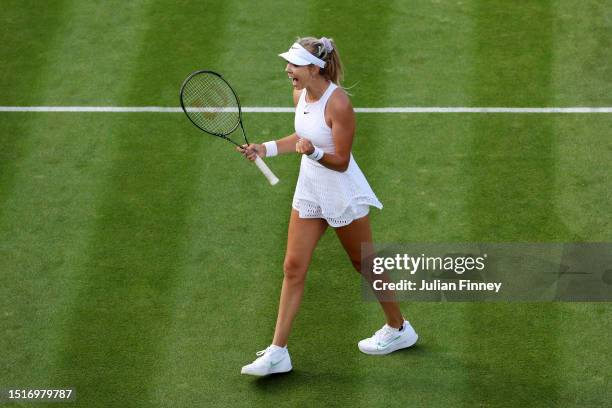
[253, 156, 280, 186]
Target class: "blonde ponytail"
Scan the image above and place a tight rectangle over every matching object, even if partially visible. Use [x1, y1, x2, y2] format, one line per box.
[297, 36, 344, 86]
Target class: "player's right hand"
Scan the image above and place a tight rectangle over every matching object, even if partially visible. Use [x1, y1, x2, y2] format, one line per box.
[237, 144, 265, 161]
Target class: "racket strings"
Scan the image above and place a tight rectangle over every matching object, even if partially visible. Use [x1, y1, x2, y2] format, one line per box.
[181, 73, 240, 135]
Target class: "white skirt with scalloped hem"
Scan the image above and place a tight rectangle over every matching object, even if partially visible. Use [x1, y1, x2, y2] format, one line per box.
[292, 154, 383, 227]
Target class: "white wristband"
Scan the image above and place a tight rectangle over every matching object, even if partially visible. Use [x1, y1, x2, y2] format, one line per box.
[263, 141, 278, 157]
[307, 146, 324, 161]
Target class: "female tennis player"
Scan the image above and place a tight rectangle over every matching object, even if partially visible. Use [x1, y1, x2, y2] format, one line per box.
[238, 37, 418, 376]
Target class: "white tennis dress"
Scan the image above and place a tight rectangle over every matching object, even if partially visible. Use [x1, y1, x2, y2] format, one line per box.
[292, 82, 383, 227]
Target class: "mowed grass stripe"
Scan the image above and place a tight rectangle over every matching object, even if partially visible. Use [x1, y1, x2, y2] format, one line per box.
[0, 0, 68, 231]
[356, 119, 477, 407]
[351, 1, 477, 406]
[0, 0, 68, 215]
[553, 113, 612, 405]
[0, 0, 69, 106]
[465, 2, 562, 406]
[0, 116, 120, 389]
[52, 115, 205, 407]
[1, 1, 152, 393]
[552, 1, 612, 106]
[43, 2, 201, 407]
[553, 116, 612, 240]
[556, 303, 612, 406]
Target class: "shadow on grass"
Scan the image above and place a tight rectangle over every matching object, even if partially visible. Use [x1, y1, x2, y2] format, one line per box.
[250, 343, 430, 391]
[250, 368, 354, 393]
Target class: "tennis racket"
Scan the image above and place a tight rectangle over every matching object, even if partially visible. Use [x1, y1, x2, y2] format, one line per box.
[179, 70, 279, 185]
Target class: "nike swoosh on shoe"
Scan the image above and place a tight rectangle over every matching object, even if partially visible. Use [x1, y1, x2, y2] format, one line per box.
[377, 335, 402, 349]
[269, 357, 285, 368]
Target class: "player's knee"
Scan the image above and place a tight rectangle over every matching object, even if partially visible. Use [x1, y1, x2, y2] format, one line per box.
[283, 256, 307, 283]
[356, 254, 377, 279]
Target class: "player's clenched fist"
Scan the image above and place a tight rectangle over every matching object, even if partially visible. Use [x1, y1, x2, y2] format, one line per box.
[295, 138, 314, 155]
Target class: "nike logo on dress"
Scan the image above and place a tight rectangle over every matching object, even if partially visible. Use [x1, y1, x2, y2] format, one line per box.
[303, 111, 310, 114]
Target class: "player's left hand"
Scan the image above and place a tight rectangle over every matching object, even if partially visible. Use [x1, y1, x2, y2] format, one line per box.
[296, 138, 315, 155]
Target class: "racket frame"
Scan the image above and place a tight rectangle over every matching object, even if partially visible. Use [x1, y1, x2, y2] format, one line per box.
[179, 70, 279, 185]
[179, 70, 245, 146]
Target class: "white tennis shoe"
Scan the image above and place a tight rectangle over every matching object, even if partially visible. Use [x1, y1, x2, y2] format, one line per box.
[241, 345, 292, 376]
[358, 320, 418, 355]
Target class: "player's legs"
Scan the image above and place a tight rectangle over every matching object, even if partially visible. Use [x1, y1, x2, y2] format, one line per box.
[272, 209, 328, 346]
[334, 215, 404, 328]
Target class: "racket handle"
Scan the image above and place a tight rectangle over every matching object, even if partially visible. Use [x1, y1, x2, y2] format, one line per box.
[253, 156, 280, 186]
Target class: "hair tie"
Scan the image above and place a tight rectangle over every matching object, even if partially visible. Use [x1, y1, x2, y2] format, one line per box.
[320, 37, 334, 53]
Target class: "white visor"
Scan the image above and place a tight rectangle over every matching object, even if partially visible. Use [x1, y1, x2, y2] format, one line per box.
[278, 42, 326, 68]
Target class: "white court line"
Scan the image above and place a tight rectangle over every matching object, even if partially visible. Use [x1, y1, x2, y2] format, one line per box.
[0, 106, 611, 113]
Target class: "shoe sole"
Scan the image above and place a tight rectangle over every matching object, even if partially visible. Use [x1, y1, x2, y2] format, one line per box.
[359, 332, 419, 355]
[241, 364, 293, 376]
